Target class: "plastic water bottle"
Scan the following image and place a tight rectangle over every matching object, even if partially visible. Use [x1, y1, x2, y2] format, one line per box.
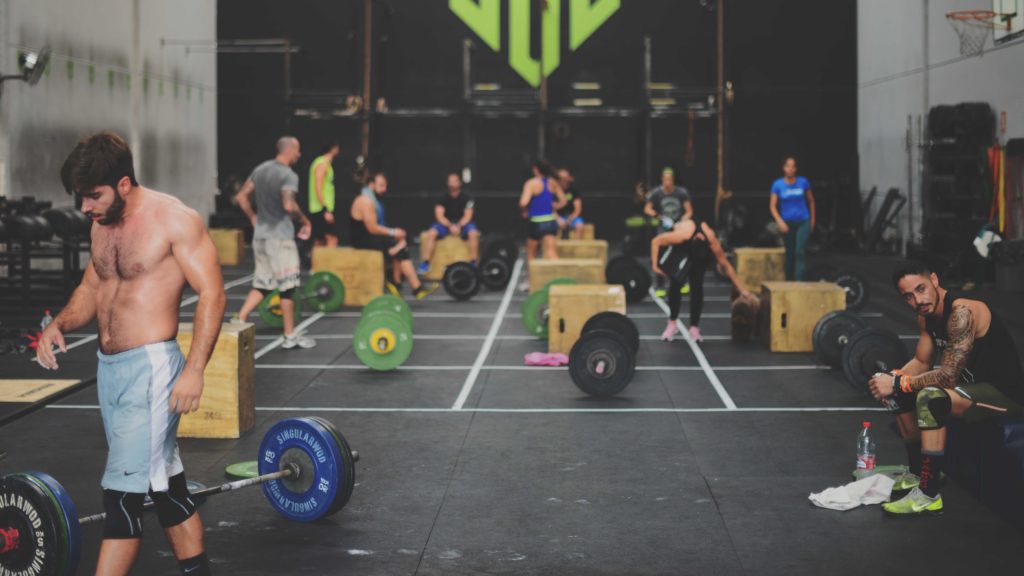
[856, 421, 876, 472]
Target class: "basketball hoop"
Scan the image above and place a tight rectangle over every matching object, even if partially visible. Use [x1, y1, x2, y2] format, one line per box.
[946, 10, 1012, 56]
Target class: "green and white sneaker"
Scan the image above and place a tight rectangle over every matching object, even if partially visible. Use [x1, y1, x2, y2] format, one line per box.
[891, 472, 920, 492]
[882, 487, 943, 517]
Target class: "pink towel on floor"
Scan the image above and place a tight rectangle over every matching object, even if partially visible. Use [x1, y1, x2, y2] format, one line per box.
[524, 352, 569, 366]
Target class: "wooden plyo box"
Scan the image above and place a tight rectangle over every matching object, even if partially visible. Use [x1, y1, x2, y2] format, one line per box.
[177, 322, 255, 438]
[582, 223, 595, 240]
[311, 247, 383, 306]
[758, 282, 846, 352]
[555, 239, 608, 264]
[419, 231, 471, 281]
[209, 228, 245, 266]
[548, 284, 627, 354]
[528, 259, 605, 293]
[735, 247, 785, 293]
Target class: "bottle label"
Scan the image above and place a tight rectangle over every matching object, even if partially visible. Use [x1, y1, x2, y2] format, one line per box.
[856, 455, 876, 470]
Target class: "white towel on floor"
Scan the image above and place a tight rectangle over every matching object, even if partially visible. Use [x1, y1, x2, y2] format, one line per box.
[808, 474, 895, 511]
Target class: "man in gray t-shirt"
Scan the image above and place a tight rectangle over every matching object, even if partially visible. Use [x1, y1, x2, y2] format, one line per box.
[234, 136, 316, 349]
[251, 157, 301, 240]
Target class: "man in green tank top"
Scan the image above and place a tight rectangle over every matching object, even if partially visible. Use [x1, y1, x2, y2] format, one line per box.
[308, 141, 340, 248]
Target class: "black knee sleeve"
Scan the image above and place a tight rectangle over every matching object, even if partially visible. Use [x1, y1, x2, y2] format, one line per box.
[916, 386, 952, 430]
[278, 287, 296, 300]
[395, 247, 411, 262]
[102, 490, 145, 539]
[149, 473, 197, 529]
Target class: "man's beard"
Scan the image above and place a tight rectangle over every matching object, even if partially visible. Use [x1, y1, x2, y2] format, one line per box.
[98, 192, 127, 225]
[917, 283, 940, 316]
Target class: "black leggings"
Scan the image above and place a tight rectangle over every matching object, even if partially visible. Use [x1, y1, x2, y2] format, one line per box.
[667, 259, 707, 325]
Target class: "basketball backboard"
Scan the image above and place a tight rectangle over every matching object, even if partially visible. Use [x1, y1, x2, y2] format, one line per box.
[993, 0, 1024, 44]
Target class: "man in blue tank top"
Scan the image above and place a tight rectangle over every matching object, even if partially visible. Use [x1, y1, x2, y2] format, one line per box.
[866, 261, 1023, 517]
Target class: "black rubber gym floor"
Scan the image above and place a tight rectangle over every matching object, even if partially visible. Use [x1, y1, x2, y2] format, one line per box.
[2, 251, 1023, 575]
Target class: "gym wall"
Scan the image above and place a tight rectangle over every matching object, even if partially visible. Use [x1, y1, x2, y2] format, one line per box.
[0, 0, 217, 219]
[858, 0, 1024, 242]
[219, 0, 857, 240]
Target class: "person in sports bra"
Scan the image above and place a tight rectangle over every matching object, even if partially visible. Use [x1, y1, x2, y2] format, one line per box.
[867, 261, 1024, 517]
[651, 218, 751, 342]
[518, 160, 567, 287]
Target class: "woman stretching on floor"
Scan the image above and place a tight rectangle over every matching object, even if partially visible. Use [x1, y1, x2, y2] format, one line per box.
[651, 217, 752, 342]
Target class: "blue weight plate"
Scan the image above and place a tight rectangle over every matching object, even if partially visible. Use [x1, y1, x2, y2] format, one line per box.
[258, 418, 344, 523]
[29, 471, 81, 576]
[305, 416, 356, 515]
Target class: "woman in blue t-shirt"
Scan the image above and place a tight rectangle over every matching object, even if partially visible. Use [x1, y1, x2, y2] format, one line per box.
[769, 157, 816, 280]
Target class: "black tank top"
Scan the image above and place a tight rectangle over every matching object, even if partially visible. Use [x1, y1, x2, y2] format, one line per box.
[658, 219, 711, 282]
[925, 290, 1024, 403]
[349, 190, 383, 248]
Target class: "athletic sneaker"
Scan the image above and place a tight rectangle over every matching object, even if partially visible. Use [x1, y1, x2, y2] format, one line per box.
[386, 282, 402, 298]
[882, 487, 943, 517]
[518, 279, 530, 293]
[417, 261, 430, 275]
[660, 320, 677, 342]
[414, 283, 439, 300]
[282, 331, 317, 350]
[891, 472, 920, 492]
[891, 471, 944, 494]
[655, 288, 667, 298]
[681, 283, 690, 295]
[688, 325, 703, 342]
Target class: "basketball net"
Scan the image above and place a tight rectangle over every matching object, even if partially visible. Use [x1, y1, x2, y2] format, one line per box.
[946, 10, 1010, 56]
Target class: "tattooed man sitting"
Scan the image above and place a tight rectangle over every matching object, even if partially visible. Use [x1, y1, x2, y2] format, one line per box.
[867, 261, 1024, 517]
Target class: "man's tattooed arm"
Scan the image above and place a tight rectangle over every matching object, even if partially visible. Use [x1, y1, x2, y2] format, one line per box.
[907, 304, 975, 390]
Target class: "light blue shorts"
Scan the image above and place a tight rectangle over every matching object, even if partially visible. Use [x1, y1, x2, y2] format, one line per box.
[97, 340, 186, 494]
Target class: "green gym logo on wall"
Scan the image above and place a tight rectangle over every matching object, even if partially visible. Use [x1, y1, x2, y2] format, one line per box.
[450, 0, 620, 88]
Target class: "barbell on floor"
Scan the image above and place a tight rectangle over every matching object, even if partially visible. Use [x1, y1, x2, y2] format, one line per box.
[354, 295, 414, 371]
[441, 239, 518, 300]
[520, 278, 579, 339]
[0, 417, 358, 576]
[441, 257, 513, 301]
[811, 311, 910, 393]
[568, 311, 640, 397]
[257, 271, 346, 328]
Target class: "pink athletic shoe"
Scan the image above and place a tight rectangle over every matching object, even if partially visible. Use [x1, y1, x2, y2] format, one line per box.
[689, 325, 703, 343]
[660, 321, 677, 342]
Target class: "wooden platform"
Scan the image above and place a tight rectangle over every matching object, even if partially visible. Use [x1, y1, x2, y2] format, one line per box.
[528, 259, 606, 293]
[548, 284, 626, 354]
[759, 281, 846, 352]
[311, 247, 384, 306]
[177, 322, 255, 438]
[0, 379, 80, 403]
[735, 247, 785, 293]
